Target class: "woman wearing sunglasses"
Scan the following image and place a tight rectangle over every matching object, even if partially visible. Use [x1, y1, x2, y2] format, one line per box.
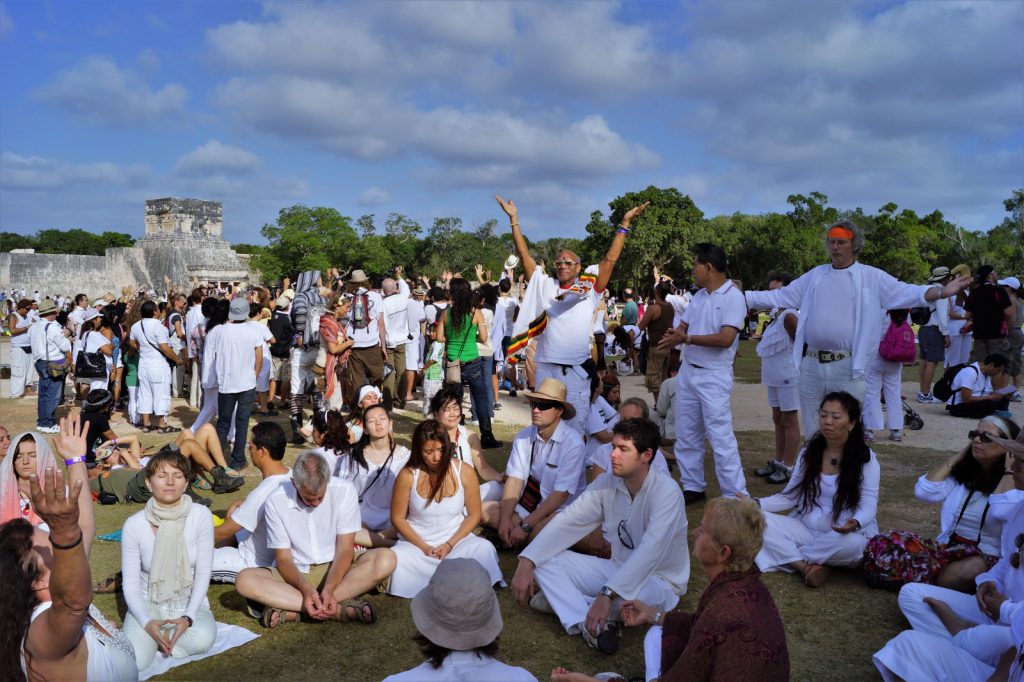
[874, 422, 1024, 682]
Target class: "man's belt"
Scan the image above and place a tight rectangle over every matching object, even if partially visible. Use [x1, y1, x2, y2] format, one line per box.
[805, 349, 851, 363]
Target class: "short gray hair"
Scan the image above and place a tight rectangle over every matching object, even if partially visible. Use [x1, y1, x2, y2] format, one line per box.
[822, 218, 865, 257]
[620, 396, 650, 419]
[382, 278, 398, 295]
[293, 450, 330, 493]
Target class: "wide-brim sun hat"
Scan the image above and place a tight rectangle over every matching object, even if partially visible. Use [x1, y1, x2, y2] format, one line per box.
[520, 377, 577, 420]
[37, 300, 58, 316]
[350, 269, 369, 284]
[951, 263, 971, 279]
[928, 266, 951, 283]
[410, 558, 502, 651]
[504, 255, 520, 271]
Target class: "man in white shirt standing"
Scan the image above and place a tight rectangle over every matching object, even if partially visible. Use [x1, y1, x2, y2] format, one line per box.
[235, 451, 397, 627]
[208, 297, 263, 471]
[403, 283, 428, 404]
[128, 300, 181, 433]
[212, 422, 291, 583]
[66, 293, 89, 338]
[29, 299, 72, 432]
[497, 195, 649, 433]
[485, 379, 587, 547]
[511, 418, 689, 653]
[7, 298, 35, 399]
[659, 243, 750, 504]
[745, 219, 971, 439]
[346, 269, 387, 408]
[185, 288, 206, 408]
[380, 270, 411, 410]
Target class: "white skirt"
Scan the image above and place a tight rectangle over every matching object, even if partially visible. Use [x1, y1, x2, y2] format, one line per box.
[388, 534, 503, 598]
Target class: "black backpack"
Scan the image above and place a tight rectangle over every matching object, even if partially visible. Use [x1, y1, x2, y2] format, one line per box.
[932, 363, 975, 403]
[909, 306, 932, 326]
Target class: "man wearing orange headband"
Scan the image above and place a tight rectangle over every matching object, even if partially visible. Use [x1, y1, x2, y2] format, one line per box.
[744, 219, 972, 439]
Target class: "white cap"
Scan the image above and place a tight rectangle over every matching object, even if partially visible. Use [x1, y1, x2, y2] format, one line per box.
[999, 277, 1021, 290]
[358, 385, 382, 406]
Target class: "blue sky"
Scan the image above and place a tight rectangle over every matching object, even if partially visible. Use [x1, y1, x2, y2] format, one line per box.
[1, 0, 1021, 245]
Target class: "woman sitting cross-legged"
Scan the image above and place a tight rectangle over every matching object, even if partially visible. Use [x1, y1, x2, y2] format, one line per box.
[550, 497, 789, 682]
[387, 419, 503, 598]
[121, 450, 216, 669]
[333, 404, 410, 548]
[754, 390, 880, 588]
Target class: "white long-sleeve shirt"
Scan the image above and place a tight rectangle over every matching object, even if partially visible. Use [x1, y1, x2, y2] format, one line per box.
[121, 504, 213, 624]
[914, 475, 1004, 556]
[520, 470, 690, 599]
[759, 448, 880, 536]
[976, 494, 1024, 625]
[745, 262, 933, 378]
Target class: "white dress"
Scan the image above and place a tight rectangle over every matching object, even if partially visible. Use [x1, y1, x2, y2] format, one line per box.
[388, 462, 503, 598]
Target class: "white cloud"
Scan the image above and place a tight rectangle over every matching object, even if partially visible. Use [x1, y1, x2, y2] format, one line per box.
[1, 152, 150, 191]
[174, 140, 261, 176]
[33, 56, 187, 125]
[357, 187, 391, 207]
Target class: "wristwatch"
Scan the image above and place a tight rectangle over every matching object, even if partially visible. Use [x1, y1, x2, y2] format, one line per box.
[519, 521, 534, 533]
[599, 585, 618, 600]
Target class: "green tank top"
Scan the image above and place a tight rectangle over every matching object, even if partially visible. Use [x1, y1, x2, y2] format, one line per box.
[446, 315, 479, 363]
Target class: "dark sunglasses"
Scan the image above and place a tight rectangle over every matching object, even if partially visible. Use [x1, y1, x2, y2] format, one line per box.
[1011, 533, 1024, 569]
[529, 401, 559, 411]
[617, 520, 634, 549]
[968, 430, 995, 443]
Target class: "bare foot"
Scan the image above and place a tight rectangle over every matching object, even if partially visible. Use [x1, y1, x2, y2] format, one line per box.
[802, 564, 830, 588]
[924, 597, 973, 635]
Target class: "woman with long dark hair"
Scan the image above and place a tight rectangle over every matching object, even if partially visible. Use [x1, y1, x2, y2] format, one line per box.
[334, 405, 410, 548]
[437, 279, 501, 449]
[755, 391, 880, 588]
[387, 420, 502, 598]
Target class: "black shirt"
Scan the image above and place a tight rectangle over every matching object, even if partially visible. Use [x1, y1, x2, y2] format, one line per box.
[965, 283, 1011, 341]
[268, 310, 295, 358]
[80, 411, 111, 464]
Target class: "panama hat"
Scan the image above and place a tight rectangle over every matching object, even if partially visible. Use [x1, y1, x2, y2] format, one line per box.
[521, 377, 576, 420]
[504, 255, 520, 271]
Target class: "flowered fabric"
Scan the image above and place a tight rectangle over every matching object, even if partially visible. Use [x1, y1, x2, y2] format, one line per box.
[863, 529, 998, 590]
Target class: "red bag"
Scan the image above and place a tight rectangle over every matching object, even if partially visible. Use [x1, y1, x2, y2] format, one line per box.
[879, 319, 916, 363]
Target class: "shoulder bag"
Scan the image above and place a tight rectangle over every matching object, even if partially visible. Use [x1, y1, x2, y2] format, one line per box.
[44, 323, 71, 379]
[75, 331, 108, 379]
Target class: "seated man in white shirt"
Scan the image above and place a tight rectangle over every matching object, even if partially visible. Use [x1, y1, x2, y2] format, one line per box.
[483, 378, 587, 549]
[946, 353, 1012, 419]
[212, 422, 291, 584]
[235, 451, 397, 627]
[511, 418, 690, 654]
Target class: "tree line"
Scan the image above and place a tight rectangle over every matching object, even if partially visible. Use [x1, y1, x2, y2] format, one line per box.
[0, 229, 135, 256]
[245, 187, 1022, 293]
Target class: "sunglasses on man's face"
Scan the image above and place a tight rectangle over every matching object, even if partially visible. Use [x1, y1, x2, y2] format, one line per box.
[529, 401, 558, 411]
[553, 260, 578, 267]
[968, 430, 996, 443]
[1011, 533, 1024, 569]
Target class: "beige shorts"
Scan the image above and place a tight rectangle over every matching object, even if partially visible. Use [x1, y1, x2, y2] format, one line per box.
[270, 356, 291, 382]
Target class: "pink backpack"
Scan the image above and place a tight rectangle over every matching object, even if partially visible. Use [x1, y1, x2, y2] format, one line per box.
[879, 319, 916, 363]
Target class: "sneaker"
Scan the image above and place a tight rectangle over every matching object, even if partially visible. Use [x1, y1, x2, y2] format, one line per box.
[683, 490, 707, 506]
[579, 621, 620, 654]
[37, 425, 60, 434]
[755, 461, 778, 477]
[889, 430, 903, 443]
[767, 465, 792, 484]
[530, 591, 554, 614]
[863, 429, 875, 444]
[1011, 392, 1023, 403]
[915, 392, 941, 404]
[493, 402, 503, 411]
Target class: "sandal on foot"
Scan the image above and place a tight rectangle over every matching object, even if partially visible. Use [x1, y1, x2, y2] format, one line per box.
[157, 425, 182, 433]
[803, 564, 830, 588]
[339, 599, 376, 624]
[93, 571, 122, 594]
[259, 607, 293, 629]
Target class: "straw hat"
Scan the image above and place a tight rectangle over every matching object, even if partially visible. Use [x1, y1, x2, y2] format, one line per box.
[520, 377, 576, 420]
[410, 558, 502, 650]
[927, 266, 951, 283]
[504, 255, 520, 271]
[37, 300, 58, 316]
[350, 269, 369, 284]
[951, 263, 971, 279]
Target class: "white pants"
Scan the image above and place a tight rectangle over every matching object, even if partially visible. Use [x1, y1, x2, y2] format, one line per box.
[799, 354, 866, 440]
[947, 333, 972, 368]
[864, 356, 903, 431]
[535, 362, 590, 434]
[406, 333, 422, 370]
[8, 345, 33, 397]
[873, 582, 1011, 681]
[290, 347, 318, 394]
[674, 365, 748, 497]
[211, 546, 249, 584]
[137, 363, 171, 416]
[256, 355, 271, 393]
[644, 625, 663, 682]
[189, 358, 202, 408]
[192, 387, 219, 433]
[123, 605, 216, 669]
[533, 550, 678, 634]
[127, 385, 140, 424]
[755, 512, 867, 571]
[479, 480, 504, 502]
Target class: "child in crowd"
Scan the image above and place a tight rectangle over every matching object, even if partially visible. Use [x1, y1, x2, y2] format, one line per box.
[422, 323, 445, 415]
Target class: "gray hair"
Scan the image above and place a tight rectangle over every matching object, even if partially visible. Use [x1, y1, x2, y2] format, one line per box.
[620, 396, 650, 419]
[381, 278, 398, 295]
[293, 450, 330, 493]
[822, 218, 865, 257]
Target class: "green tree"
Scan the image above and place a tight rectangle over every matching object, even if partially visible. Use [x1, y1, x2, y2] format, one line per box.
[708, 212, 822, 289]
[253, 205, 358, 281]
[34, 228, 106, 255]
[0, 232, 37, 252]
[98, 231, 135, 249]
[984, 189, 1024, 275]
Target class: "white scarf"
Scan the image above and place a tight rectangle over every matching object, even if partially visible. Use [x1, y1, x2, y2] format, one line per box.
[144, 496, 193, 607]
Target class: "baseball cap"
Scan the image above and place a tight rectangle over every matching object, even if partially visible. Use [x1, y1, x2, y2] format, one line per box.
[998, 277, 1021, 290]
[228, 297, 249, 321]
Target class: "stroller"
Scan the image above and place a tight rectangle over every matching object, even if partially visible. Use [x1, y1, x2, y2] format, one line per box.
[901, 398, 924, 431]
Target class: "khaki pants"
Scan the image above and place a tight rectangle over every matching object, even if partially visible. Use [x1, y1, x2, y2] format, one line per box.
[383, 344, 407, 408]
[347, 345, 385, 406]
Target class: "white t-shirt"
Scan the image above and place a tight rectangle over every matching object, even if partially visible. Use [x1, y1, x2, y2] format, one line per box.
[347, 289, 385, 349]
[506, 421, 587, 508]
[534, 276, 601, 365]
[165, 310, 185, 352]
[666, 291, 692, 328]
[680, 280, 746, 369]
[208, 322, 262, 393]
[477, 308, 494, 356]
[185, 305, 205, 359]
[424, 302, 448, 325]
[948, 362, 990, 406]
[383, 652, 536, 682]
[803, 267, 855, 351]
[130, 318, 170, 368]
[332, 445, 411, 532]
[265, 479, 362, 572]
[245, 320, 274, 363]
[234, 472, 291, 569]
[406, 298, 426, 337]
[67, 306, 88, 337]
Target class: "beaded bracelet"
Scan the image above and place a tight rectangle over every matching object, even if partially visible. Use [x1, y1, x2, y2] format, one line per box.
[616, 227, 630, 235]
[64, 455, 87, 467]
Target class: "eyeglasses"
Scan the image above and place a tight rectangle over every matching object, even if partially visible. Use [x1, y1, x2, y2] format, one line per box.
[553, 260, 578, 267]
[617, 520, 634, 549]
[968, 430, 995, 443]
[529, 401, 558, 411]
[1011, 533, 1024, 569]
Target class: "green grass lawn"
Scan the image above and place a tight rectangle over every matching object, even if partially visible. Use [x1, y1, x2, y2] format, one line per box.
[82, 393, 943, 681]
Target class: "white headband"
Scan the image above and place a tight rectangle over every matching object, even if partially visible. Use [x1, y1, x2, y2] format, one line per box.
[981, 415, 1015, 439]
